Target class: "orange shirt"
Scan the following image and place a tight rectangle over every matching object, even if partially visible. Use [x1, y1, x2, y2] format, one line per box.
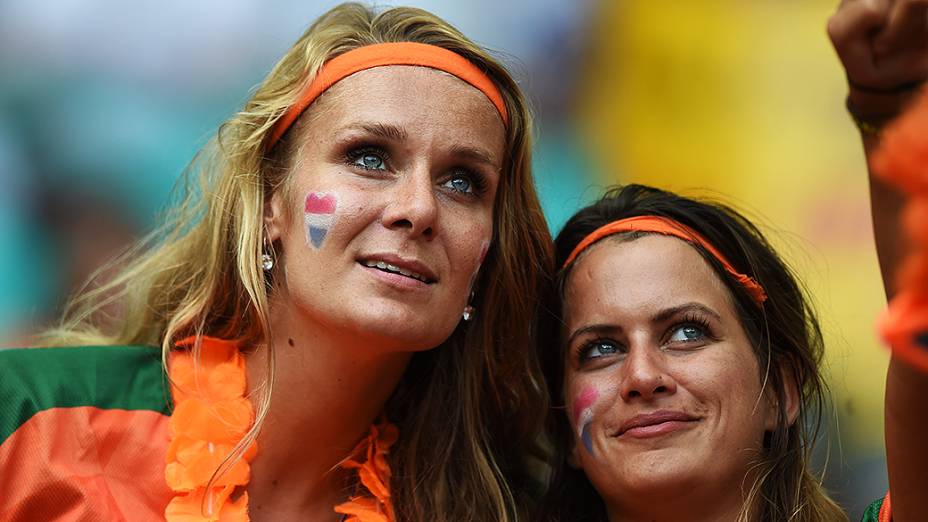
[0, 345, 172, 520]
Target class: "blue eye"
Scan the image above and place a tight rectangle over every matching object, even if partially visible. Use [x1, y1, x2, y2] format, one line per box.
[353, 152, 386, 170]
[668, 324, 706, 343]
[581, 340, 622, 361]
[445, 175, 473, 194]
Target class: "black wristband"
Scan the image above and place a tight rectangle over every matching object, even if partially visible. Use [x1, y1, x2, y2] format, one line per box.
[845, 97, 895, 136]
[848, 79, 925, 96]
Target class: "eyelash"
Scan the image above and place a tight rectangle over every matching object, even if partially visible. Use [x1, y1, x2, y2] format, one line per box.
[573, 313, 716, 363]
[344, 145, 489, 197]
[344, 146, 389, 171]
[575, 339, 623, 363]
[666, 313, 715, 345]
[447, 168, 489, 197]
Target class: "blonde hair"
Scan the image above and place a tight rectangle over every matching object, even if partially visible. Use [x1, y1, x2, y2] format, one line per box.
[42, 3, 553, 520]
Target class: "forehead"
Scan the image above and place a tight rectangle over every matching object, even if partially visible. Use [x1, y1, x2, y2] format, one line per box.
[307, 65, 505, 148]
[564, 235, 734, 325]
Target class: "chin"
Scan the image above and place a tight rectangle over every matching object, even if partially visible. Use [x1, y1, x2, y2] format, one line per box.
[593, 451, 703, 497]
[343, 307, 459, 352]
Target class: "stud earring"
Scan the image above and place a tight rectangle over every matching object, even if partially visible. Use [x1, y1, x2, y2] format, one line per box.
[261, 236, 274, 271]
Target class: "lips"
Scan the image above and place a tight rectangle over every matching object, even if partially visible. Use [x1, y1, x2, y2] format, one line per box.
[614, 410, 699, 438]
[358, 253, 437, 284]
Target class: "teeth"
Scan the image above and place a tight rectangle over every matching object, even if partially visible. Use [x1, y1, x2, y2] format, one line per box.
[362, 260, 428, 282]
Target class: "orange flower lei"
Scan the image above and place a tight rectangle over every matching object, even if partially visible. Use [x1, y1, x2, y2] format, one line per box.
[871, 88, 928, 373]
[165, 336, 398, 521]
[334, 421, 399, 522]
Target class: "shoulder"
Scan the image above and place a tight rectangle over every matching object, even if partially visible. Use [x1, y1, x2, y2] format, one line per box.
[0, 345, 173, 521]
[0, 344, 170, 443]
[860, 493, 892, 522]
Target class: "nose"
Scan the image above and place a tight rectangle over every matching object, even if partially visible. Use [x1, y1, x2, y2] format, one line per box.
[619, 346, 676, 402]
[382, 166, 437, 239]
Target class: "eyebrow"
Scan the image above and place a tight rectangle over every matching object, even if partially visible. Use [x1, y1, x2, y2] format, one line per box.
[342, 122, 499, 169]
[565, 302, 722, 347]
[346, 122, 409, 142]
[566, 324, 621, 347]
[653, 302, 722, 324]
[449, 144, 500, 169]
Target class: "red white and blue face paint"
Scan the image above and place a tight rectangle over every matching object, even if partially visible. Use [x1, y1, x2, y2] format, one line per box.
[573, 387, 598, 455]
[304, 192, 338, 249]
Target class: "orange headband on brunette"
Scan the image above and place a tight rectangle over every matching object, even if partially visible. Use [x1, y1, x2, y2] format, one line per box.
[267, 42, 509, 149]
[562, 215, 768, 305]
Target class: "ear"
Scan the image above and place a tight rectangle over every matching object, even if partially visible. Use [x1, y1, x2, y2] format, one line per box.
[264, 189, 287, 243]
[764, 361, 801, 430]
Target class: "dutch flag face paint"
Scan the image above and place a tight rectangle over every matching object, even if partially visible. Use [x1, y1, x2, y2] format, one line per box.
[573, 387, 598, 456]
[577, 409, 594, 455]
[304, 192, 337, 249]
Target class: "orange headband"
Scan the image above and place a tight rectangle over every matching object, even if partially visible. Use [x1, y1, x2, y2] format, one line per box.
[267, 42, 509, 149]
[562, 215, 768, 305]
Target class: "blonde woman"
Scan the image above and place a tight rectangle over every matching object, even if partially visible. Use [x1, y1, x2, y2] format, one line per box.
[0, 3, 552, 521]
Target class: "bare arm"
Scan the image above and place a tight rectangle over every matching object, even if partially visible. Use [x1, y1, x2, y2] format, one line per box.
[883, 359, 928, 522]
[862, 132, 907, 297]
[828, 1, 928, 520]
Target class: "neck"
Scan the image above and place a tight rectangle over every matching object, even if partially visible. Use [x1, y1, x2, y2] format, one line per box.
[606, 479, 750, 522]
[245, 300, 411, 519]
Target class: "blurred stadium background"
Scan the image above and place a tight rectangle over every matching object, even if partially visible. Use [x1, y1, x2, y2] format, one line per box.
[0, 1, 888, 517]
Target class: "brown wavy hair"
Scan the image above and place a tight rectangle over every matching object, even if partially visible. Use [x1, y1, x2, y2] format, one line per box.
[537, 184, 846, 522]
[41, 3, 553, 520]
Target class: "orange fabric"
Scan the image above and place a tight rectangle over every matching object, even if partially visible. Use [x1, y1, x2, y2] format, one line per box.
[562, 215, 768, 305]
[166, 336, 399, 521]
[268, 42, 509, 148]
[334, 420, 400, 522]
[871, 87, 928, 373]
[166, 336, 256, 522]
[0, 406, 171, 521]
[878, 292, 928, 371]
[871, 89, 928, 196]
[878, 492, 892, 522]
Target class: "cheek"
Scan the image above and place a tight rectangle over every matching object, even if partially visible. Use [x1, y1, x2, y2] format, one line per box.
[466, 240, 490, 289]
[571, 386, 598, 424]
[571, 386, 599, 453]
[567, 378, 622, 459]
[447, 219, 492, 284]
[303, 191, 339, 249]
[683, 351, 766, 429]
[299, 188, 371, 249]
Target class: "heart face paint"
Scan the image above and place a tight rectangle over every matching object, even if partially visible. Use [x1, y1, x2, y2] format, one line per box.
[573, 387, 598, 455]
[304, 192, 337, 248]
